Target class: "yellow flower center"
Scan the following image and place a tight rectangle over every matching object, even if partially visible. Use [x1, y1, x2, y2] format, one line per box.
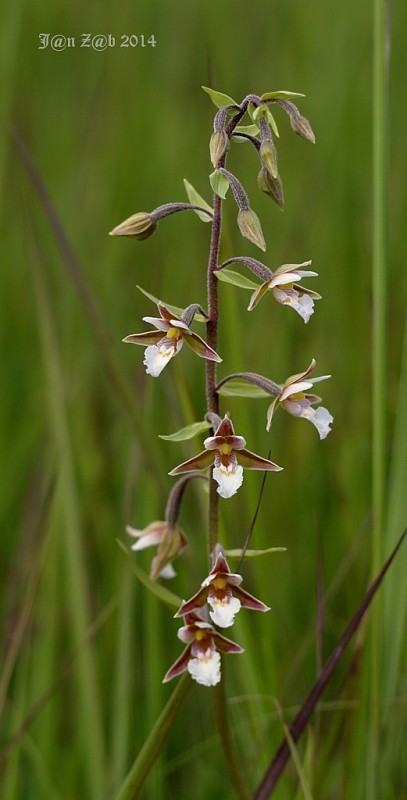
[213, 577, 227, 590]
[167, 327, 181, 340]
[195, 629, 206, 641]
[219, 443, 232, 455]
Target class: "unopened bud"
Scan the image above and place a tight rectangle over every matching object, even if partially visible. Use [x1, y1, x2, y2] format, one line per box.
[109, 211, 157, 240]
[151, 525, 187, 580]
[257, 167, 284, 210]
[290, 114, 315, 144]
[237, 208, 266, 251]
[210, 130, 229, 167]
[260, 138, 279, 179]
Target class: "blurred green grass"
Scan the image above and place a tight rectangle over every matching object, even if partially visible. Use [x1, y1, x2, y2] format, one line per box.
[1, 0, 406, 798]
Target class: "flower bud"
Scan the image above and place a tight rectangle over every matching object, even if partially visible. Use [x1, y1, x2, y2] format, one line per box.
[237, 208, 266, 251]
[290, 114, 315, 144]
[209, 130, 229, 167]
[109, 211, 157, 240]
[151, 525, 187, 580]
[257, 167, 284, 209]
[259, 138, 278, 179]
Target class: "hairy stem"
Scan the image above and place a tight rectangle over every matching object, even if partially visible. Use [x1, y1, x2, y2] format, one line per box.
[205, 106, 248, 562]
[206, 190, 222, 561]
[205, 191, 222, 418]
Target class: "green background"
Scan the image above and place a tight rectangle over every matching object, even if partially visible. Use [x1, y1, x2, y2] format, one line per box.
[1, 1, 406, 798]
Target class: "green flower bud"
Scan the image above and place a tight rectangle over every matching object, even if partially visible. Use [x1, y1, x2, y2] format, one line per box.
[109, 212, 157, 240]
[290, 114, 315, 144]
[237, 208, 266, 251]
[257, 167, 284, 210]
[209, 130, 229, 167]
[259, 138, 278, 179]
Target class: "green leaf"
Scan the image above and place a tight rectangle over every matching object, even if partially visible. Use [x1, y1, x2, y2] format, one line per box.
[117, 540, 181, 608]
[183, 179, 213, 222]
[136, 285, 207, 323]
[217, 380, 270, 399]
[225, 547, 287, 559]
[201, 85, 237, 109]
[214, 268, 260, 291]
[209, 169, 230, 199]
[159, 420, 212, 442]
[252, 105, 268, 122]
[251, 105, 280, 137]
[260, 90, 306, 101]
[273, 700, 315, 800]
[266, 109, 280, 138]
[234, 123, 260, 138]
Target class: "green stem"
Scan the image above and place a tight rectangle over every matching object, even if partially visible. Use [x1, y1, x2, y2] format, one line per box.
[114, 675, 192, 800]
[205, 103, 253, 800]
[206, 191, 222, 561]
[214, 678, 250, 800]
[205, 104, 247, 561]
[370, 0, 389, 795]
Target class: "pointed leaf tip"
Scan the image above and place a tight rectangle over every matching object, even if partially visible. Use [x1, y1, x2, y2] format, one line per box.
[214, 268, 260, 291]
[209, 170, 230, 199]
[201, 86, 237, 109]
[260, 90, 306, 101]
[159, 420, 212, 442]
[183, 179, 213, 222]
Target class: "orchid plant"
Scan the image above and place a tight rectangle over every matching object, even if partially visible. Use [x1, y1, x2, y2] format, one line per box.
[111, 86, 333, 690]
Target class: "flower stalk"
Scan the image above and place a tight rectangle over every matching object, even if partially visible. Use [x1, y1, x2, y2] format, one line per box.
[112, 84, 332, 793]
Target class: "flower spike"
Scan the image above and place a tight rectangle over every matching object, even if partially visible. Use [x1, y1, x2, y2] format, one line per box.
[123, 302, 222, 377]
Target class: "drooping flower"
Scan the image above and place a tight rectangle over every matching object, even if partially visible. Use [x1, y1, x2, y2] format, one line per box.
[175, 552, 269, 628]
[266, 359, 333, 439]
[169, 415, 282, 499]
[163, 611, 244, 686]
[126, 521, 187, 580]
[123, 303, 222, 377]
[248, 261, 321, 323]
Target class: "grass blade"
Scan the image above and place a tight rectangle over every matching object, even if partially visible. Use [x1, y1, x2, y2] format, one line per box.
[113, 674, 192, 800]
[31, 232, 106, 799]
[252, 528, 406, 799]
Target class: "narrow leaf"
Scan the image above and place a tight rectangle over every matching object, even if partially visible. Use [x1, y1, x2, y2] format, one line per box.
[209, 170, 230, 199]
[217, 381, 270, 399]
[225, 547, 287, 559]
[159, 420, 212, 442]
[266, 109, 280, 138]
[261, 90, 306, 101]
[274, 701, 315, 800]
[114, 674, 191, 800]
[116, 541, 181, 609]
[214, 268, 259, 291]
[252, 105, 268, 122]
[183, 179, 213, 222]
[251, 106, 280, 138]
[253, 528, 407, 799]
[136, 285, 206, 323]
[201, 86, 237, 109]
